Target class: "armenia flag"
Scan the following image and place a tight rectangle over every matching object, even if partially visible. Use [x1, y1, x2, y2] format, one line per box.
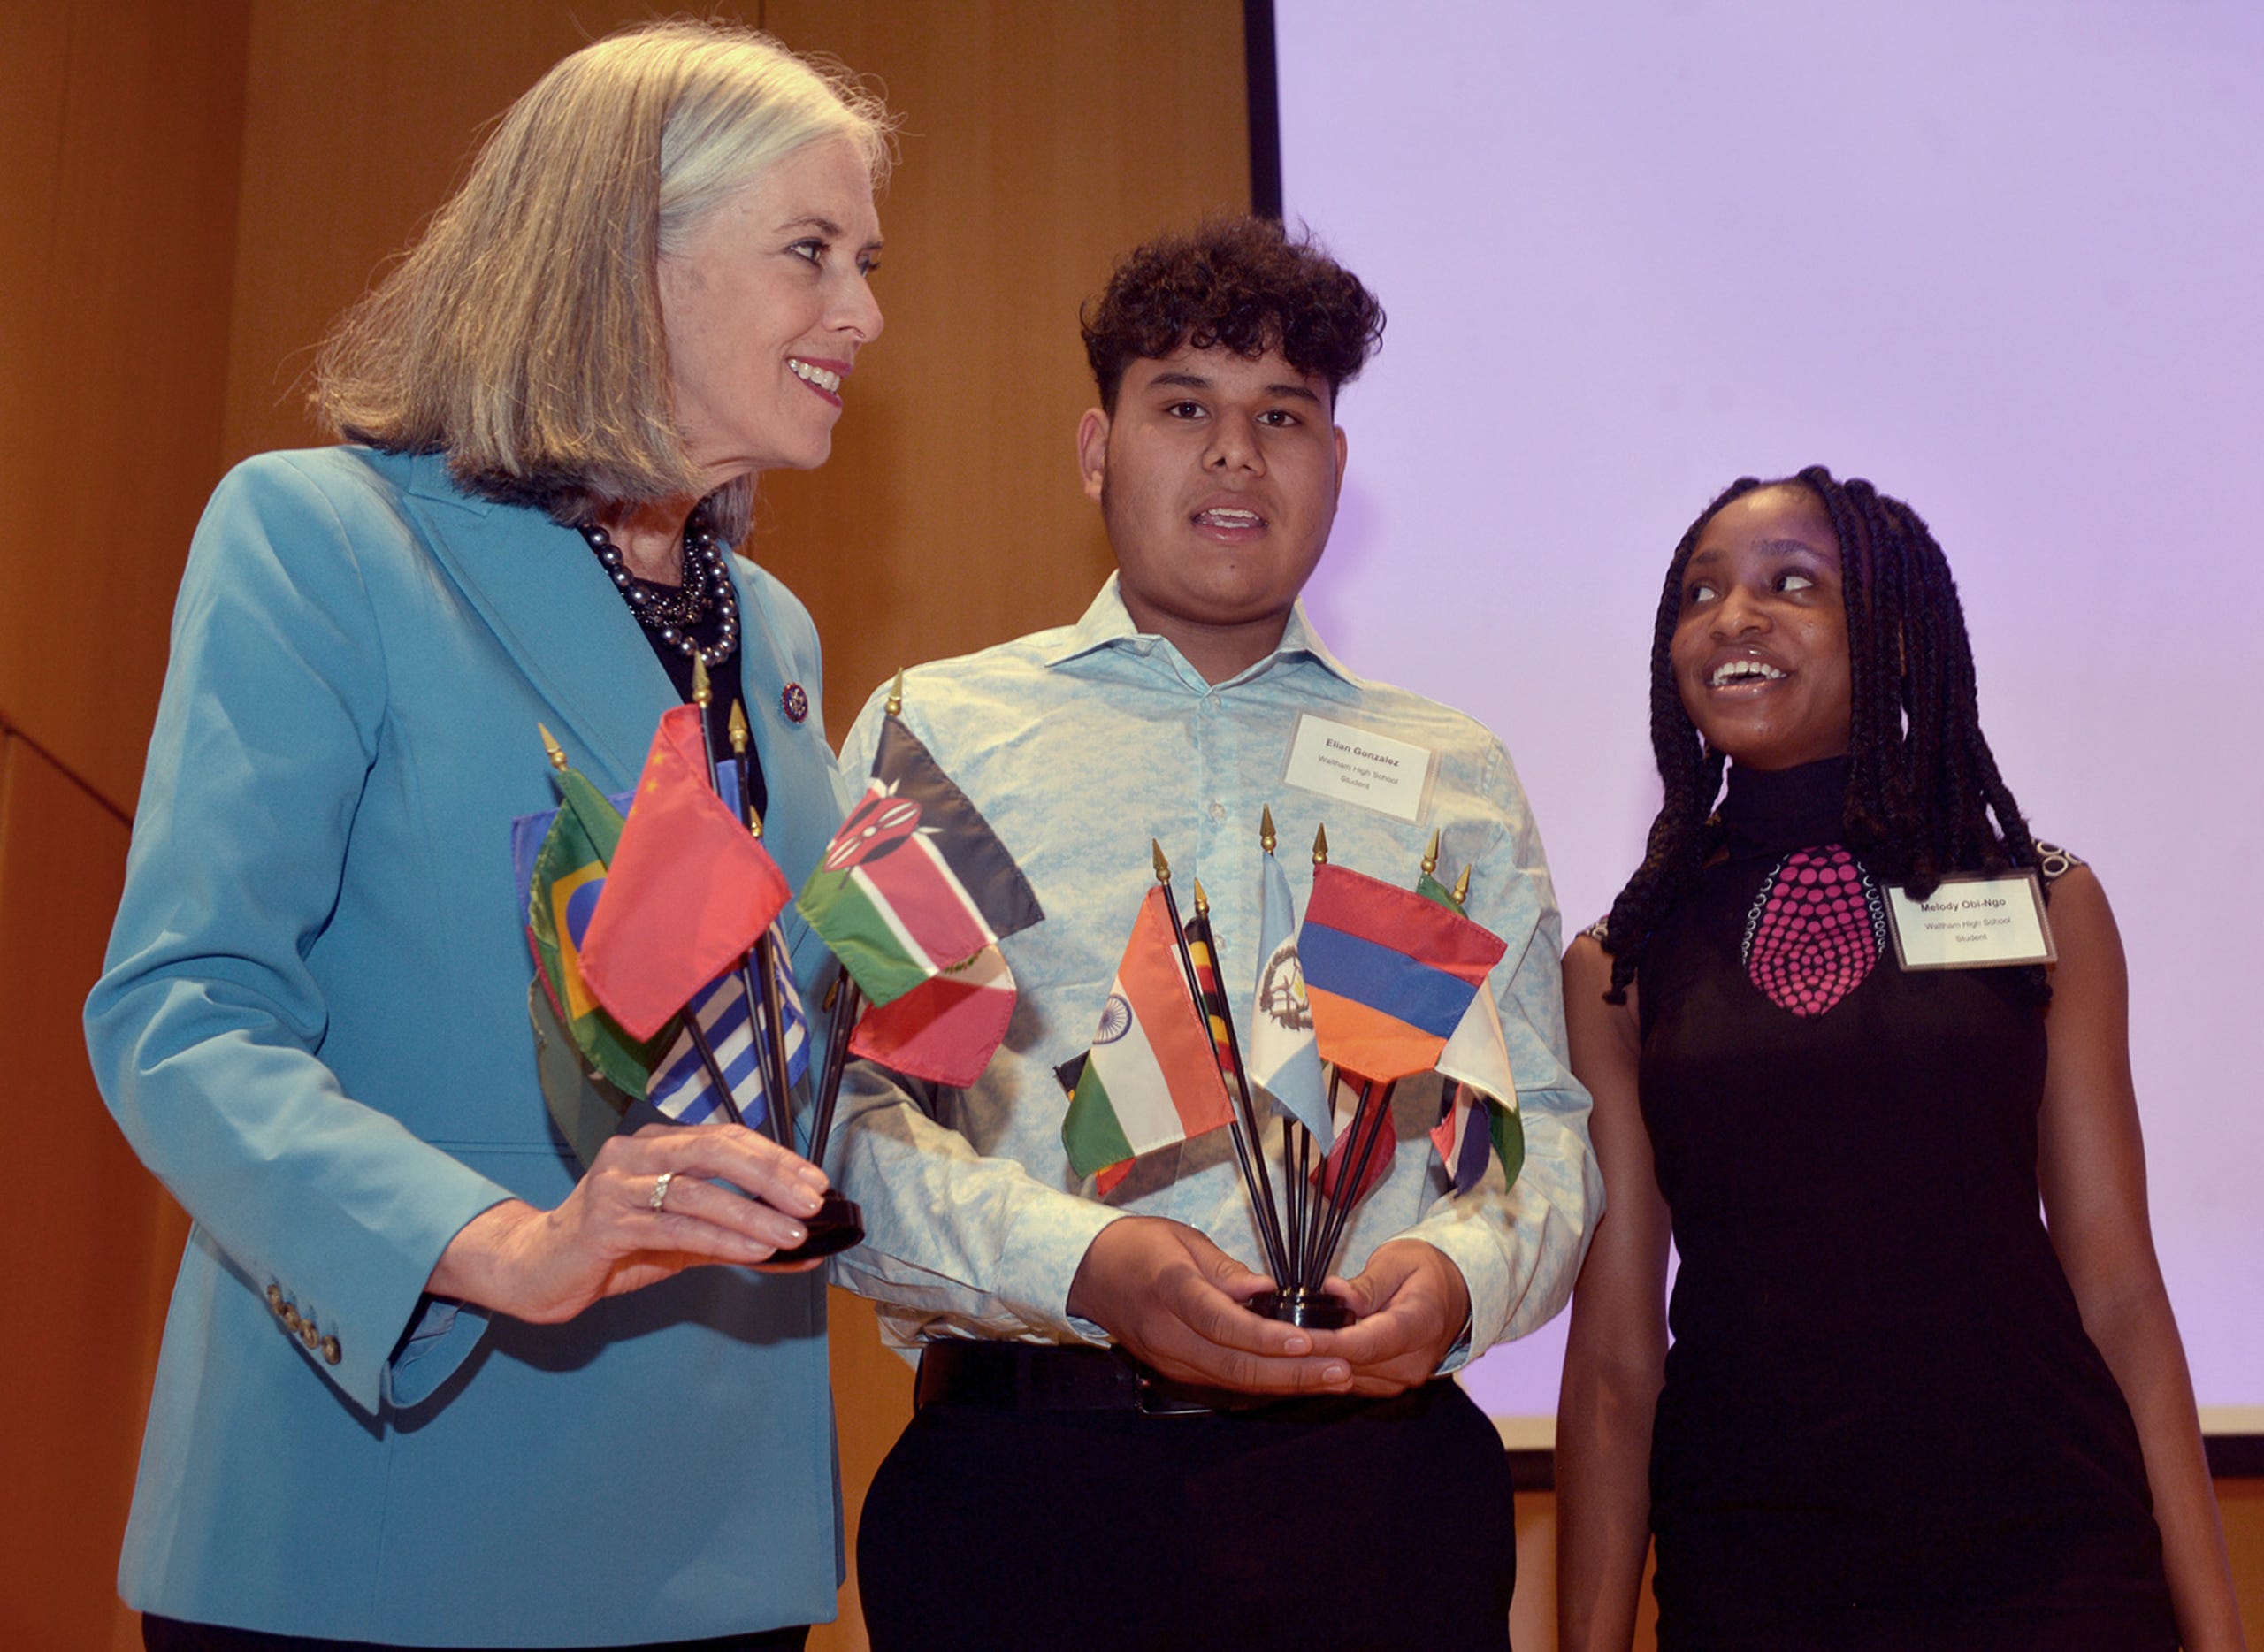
[1299, 863, 1506, 1083]
[1060, 888, 1234, 1180]
[798, 714, 1043, 1007]
[525, 763, 661, 1098]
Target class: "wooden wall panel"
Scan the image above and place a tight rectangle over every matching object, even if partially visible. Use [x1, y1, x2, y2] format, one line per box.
[0, 728, 188, 1650]
[220, 0, 664, 464]
[0, 3, 248, 1644]
[0, 0, 250, 815]
[757, 0, 1254, 741]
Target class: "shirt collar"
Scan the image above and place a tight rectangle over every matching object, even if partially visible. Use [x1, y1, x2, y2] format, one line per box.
[1039, 572, 1362, 689]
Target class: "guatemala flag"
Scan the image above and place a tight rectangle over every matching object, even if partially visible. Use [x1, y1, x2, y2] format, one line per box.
[1248, 850, 1332, 1145]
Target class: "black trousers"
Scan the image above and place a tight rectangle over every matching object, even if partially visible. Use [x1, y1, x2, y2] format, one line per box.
[143, 1617, 807, 1652]
[857, 1378, 1516, 1652]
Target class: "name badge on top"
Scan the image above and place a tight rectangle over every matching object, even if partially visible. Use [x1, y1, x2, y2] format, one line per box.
[1281, 713, 1440, 824]
[1884, 870, 2057, 970]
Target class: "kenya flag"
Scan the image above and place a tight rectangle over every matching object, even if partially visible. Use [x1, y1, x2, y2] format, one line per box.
[797, 714, 1043, 1006]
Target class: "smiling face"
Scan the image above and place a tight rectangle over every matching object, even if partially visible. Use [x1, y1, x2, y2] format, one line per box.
[1076, 343, 1347, 682]
[658, 135, 883, 490]
[1670, 483, 1855, 770]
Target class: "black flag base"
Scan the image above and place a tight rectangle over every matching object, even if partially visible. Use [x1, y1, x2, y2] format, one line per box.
[767, 1191, 865, 1265]
[1246, 1288, 1352, 1330]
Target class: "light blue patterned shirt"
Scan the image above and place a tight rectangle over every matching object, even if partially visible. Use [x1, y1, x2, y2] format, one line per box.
[828, 577, 1601, 1365]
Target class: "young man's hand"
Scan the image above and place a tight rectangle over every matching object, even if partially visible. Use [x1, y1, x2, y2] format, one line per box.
[1314, 1239, 1471, 1396]
[1067, 1216, 1353, 1394]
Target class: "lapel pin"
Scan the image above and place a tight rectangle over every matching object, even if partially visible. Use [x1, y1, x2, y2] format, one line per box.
[780, 682, 809, 723]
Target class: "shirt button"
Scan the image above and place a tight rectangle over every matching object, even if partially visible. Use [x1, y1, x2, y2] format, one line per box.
[1208, 801, 1227, 822]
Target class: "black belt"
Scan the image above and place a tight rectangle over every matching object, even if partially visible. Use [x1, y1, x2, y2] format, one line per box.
[915, 1339, 1302, 1418]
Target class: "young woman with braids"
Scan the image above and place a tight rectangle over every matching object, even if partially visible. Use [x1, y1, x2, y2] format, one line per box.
[1554, 469, 2245, 1649]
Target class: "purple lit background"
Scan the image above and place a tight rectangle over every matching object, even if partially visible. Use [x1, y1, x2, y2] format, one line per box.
[1278, 0, 2264, 1425]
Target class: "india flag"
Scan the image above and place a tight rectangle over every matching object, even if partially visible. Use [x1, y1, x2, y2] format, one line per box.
[1060, 889, 1235, 1180]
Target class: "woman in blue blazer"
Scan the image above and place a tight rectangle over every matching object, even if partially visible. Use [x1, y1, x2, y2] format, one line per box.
[85, 22, 889, 1649]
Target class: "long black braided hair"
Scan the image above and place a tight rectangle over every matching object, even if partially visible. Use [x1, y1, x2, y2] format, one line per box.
[1598, 465, 2042, 1003]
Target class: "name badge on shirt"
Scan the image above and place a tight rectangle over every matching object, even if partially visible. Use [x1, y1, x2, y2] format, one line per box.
[1281, 713, 1439, 824]
[1884, 870, 2057, 969]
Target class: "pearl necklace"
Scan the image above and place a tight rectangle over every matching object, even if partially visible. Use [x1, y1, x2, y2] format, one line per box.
[578, 505, 740, 669]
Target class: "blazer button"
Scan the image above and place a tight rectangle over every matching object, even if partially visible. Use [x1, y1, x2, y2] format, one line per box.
[299, 1319, 320, 1350]
[282, 1306, 303, 1334]
[321, 1336, 342, 1366]
[266, 1284, 285, 1315]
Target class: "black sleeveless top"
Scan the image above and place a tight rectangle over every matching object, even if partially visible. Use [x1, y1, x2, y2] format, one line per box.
[1633, 757, 2175, 1648]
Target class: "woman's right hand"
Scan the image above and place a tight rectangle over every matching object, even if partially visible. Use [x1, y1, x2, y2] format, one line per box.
[425, 1123, 832, 1322]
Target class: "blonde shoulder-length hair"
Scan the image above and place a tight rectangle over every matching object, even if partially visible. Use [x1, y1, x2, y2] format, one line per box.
[313, 19, 891, 543]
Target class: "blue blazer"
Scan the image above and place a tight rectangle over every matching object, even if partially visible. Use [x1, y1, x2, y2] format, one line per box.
[87, 447, 853, 1644]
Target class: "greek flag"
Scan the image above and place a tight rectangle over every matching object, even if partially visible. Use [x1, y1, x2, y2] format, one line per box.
[646, 929, 808, 1129]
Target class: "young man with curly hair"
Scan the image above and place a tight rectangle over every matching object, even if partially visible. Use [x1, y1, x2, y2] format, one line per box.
[831, 218, 1599, 1651]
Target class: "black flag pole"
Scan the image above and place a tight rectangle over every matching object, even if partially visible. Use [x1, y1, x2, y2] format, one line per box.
[1259, 806, 1314, 1290]
[1310, 1075, 1397, 1286]
[1150, 841, 1299, 1305]
[714, 685, 798, 1151]
[1191, 875, 1295, 1291]
[804, 966, 864, 1166]
[799, 667, 906, 1166]
[751, 669, 874, 1263]
[688, 669, 786, 1141]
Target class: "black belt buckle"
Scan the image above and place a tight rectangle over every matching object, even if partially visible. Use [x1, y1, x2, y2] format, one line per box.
[1132, 1365, 1217, 1417]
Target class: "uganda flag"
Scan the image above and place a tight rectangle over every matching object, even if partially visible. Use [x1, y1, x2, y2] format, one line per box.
[1060, 888, 1235, 1181]
[525, 762, 663, 1098]
[1299, 862, 1506, 1083]
[798, 714, 1044, 1006]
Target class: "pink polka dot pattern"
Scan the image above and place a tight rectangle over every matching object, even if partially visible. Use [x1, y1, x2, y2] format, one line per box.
[1743, 845, 1881, 1017]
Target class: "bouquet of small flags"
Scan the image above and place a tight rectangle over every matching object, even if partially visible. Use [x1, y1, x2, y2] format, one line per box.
[519, 669, 1041, 1259]
[1055, 813, 1522, 1323]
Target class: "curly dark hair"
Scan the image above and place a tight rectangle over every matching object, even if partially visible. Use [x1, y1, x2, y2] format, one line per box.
[1598, 465, 2043, 1004]
[1081, 217, 1386, 410]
